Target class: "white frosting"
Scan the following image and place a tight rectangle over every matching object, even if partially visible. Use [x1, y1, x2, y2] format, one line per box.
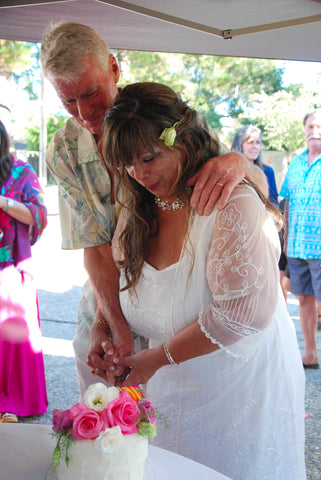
[52, 433, 148, 480]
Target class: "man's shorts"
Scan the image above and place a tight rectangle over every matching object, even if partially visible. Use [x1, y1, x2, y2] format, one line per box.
[288, 257, 321, 301]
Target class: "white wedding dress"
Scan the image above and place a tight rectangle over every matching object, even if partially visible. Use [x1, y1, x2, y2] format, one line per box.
[113, 184, 306, 480]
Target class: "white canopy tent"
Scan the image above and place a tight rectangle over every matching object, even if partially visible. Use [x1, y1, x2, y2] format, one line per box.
[0, 0, 321, 62]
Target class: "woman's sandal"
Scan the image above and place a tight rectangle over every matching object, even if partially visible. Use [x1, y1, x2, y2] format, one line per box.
[0, 412, 18, 423]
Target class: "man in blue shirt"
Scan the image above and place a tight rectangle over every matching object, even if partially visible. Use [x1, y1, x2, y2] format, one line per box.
[280, 110, 321, 369]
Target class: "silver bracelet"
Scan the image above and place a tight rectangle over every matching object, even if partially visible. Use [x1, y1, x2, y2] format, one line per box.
[163, 342, 178, 366]
[4, 197, 13, 212]
[5, 198, 9, 212]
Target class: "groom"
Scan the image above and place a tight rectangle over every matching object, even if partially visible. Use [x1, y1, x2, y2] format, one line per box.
[40, 22, 267, 396]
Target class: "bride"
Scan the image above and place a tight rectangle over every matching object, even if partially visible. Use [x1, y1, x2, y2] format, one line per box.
[96, 82, 306, 480]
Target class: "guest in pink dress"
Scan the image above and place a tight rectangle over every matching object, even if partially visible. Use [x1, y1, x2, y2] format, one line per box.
[0, 120, 48, 422]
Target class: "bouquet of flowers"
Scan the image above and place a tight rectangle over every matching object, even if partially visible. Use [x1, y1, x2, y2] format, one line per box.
[51, 383, 157, 467]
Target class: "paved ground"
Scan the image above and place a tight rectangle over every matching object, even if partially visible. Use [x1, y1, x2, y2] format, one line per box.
[19, 189, 321, 479]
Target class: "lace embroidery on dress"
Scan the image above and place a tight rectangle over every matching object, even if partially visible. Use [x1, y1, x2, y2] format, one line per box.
[198, 188, 279, 360]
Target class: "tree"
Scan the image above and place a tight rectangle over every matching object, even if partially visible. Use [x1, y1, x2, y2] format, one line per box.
[25, 112, 68, 151]
[240, 88, 321, 152]
[2, 41, 318, 156]
[0, 40, 40, 99]
[113, 50, 285, 132]
[114, 50, 186, 92]
[180, 55, 284, 129]
[0, 40, 34, 79]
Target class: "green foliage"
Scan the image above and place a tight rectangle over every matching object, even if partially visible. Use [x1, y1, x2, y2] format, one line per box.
[114, 50, 285, 132]
[0, 39, 40, 100]
[239, 89, 321, 152]
[180, 55, 284, 129]
[25, 124, 41, 151]
[114, 50, 186, 92]
[285, 83, 304, 97]
[51, 431, 74, 468]
[25, 112, 68, 150]
[115, 50, 320, 154]
[2, 40, 321, 157]
[0, 40, 34, 76]
[20, 44, 41, 101]
[111, 50, 321, 152]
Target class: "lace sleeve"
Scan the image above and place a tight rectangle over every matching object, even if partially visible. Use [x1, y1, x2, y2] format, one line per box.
[198, 185, 281, 360]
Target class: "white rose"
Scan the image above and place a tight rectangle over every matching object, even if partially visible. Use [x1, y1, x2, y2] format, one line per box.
[83, 383, 119, 411]
[95, 426, 124, 454]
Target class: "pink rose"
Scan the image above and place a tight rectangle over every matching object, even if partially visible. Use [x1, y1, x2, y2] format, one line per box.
[138, 398, 157, 426]
[52, 408, 72, 433]
[107, 391, 141, 435]
[69, 402, 87, 420]
[71, 405, 108, 440]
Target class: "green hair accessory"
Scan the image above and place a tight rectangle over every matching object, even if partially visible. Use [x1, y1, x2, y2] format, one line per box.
[159, 122, 178, 147]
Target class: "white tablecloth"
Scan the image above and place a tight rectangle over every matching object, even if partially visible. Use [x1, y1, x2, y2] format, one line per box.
[0, 424, 231, 480]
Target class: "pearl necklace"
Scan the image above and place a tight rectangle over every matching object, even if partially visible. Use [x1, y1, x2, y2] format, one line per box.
[154, 196, 185, 211]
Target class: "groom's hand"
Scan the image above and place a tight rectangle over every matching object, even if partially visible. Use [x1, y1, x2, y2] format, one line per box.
[87, 319, 136, 382]
[87, 322, 118, 379]
[188, 152, 247, 215]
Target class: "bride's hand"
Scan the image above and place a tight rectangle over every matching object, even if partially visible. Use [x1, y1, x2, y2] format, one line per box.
[116, 347, 164, 387]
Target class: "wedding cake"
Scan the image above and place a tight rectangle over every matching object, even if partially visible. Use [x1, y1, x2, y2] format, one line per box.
[47, 383, 156, 480]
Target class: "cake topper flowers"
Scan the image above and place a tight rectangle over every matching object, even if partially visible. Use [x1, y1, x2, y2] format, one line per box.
[51, 383, 157, 467]
[159, 121, 178, 146]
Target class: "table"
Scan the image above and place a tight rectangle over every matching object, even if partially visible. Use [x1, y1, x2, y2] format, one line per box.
[0, 424, 232, 480]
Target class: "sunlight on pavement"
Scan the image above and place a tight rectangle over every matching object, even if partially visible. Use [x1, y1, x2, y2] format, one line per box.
[288, 297, 299, 306]
[32, 211, 88, 293]
[41, 336, 74, 357]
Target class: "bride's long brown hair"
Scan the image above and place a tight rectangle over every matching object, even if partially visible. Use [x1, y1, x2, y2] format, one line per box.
[102, 82, 280, 291]
[102, 82, 220, 290]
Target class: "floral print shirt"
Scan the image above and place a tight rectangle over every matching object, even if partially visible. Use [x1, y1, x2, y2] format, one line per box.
[46, 117, 114, 250]
[0, 158, 47, 267]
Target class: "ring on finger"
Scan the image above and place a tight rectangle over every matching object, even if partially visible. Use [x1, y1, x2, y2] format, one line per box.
[216, 182, 224, 187]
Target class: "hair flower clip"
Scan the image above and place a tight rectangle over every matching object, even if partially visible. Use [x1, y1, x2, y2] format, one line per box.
[159, 122, 178, 147]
